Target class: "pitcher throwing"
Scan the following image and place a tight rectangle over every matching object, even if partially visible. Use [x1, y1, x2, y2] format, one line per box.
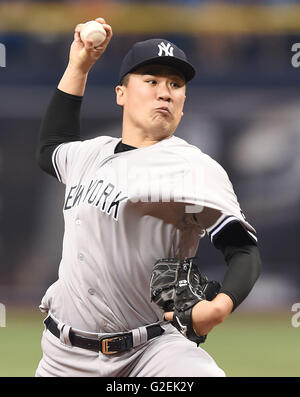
[35, 17, 262, 377]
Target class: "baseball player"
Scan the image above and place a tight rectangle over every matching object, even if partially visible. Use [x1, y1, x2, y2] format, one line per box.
[35, 18, 262, 377]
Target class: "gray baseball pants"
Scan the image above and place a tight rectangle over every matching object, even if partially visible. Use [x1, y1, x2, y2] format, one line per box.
[35, 320, 225, 377]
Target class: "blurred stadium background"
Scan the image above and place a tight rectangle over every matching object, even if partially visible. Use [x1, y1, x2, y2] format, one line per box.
[0, 0, 299, 377]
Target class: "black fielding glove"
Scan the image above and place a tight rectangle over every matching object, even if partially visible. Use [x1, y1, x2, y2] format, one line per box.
[150, 258, 221, 345]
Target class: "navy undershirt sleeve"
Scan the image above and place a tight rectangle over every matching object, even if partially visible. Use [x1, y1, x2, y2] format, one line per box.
[213, 222, 262, 310]
[36, 88, 83, 177]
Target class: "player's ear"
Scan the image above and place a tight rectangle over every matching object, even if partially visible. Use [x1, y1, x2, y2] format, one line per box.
[182, 94, 186, 116]
[115, 85, 125, 106]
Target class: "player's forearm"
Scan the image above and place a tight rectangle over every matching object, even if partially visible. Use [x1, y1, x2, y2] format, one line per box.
[58, 63, 88, 97]
[211, 293, 234, 320]
[189, 293, 233, 337]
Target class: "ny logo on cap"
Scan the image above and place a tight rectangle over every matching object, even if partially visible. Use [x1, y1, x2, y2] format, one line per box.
[158, 42, 174, 57]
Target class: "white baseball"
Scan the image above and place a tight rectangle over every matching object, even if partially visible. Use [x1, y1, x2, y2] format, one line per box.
[80, 21, 107, 48]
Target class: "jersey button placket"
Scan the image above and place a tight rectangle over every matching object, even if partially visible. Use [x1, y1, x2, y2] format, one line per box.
[78, 253, 84, 262]
[75, 217, 84, 262]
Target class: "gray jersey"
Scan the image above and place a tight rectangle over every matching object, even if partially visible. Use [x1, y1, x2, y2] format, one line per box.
[39, 135, 256, 333]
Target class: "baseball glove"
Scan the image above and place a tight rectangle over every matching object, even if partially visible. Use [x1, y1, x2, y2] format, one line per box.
[150, 257, 221, 345]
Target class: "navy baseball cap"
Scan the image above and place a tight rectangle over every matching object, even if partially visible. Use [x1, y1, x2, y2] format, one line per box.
[119, 38, 196, 84]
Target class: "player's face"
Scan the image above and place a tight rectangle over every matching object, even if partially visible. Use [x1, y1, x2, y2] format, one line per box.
[116, 64, 186, 139]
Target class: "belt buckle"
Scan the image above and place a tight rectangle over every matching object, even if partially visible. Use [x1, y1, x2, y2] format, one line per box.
[101, 336, 123, 355]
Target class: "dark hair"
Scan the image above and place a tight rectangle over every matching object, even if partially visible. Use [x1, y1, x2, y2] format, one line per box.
[120, 73, 130, 87]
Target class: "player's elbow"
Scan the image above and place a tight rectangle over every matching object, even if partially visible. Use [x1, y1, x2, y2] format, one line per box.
[36, 145, 47, 169]
[36, 144, 56, 177]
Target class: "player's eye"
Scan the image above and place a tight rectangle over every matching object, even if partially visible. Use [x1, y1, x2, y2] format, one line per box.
[146, 79, 157, 85]
[170, 81, 182, 88]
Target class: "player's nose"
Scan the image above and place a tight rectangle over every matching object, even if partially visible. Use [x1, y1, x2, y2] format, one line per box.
[158, 93, 171, 102]
[157, 83, 172, 102]
[158, 94, 171, 102]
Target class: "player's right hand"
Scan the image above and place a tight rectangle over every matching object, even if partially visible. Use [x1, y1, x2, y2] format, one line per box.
[68, 17, 113, 74]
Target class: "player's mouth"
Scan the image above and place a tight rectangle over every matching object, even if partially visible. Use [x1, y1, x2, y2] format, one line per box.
[155, 107, 170, 115]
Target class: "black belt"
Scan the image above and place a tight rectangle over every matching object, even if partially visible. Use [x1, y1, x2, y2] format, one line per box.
[44, 316, 164, 355]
